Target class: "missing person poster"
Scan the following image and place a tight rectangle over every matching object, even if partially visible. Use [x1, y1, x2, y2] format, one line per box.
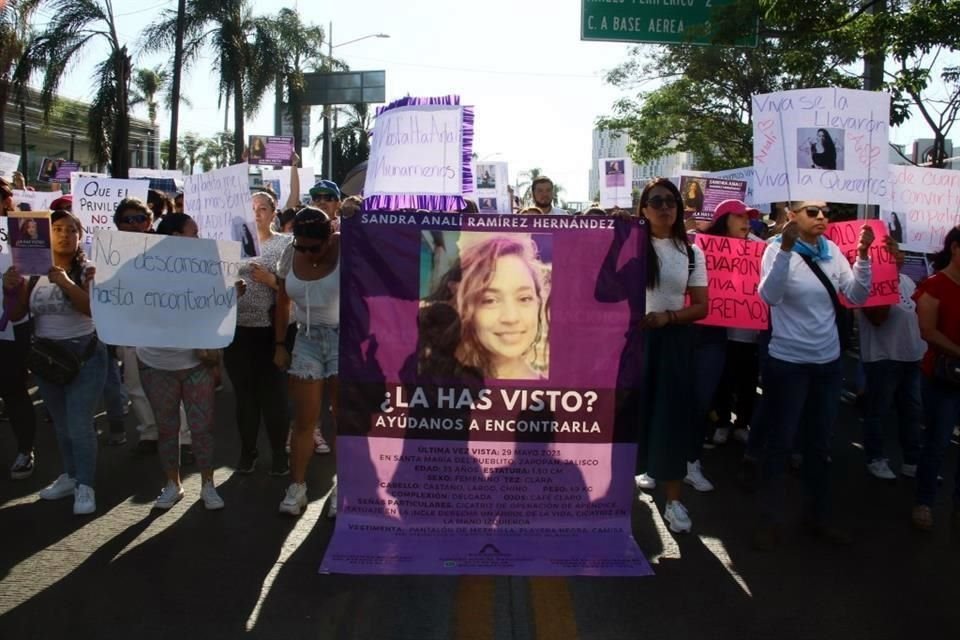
[248, 135, 295, 166]
[473, 161, 510, 214]
[37, 158, 80, 184]
[679, 174, 748, 222]
[883, 164, 960, 254]
[599, 157, 633, 209]
[6, 211, 52, 276]
[321, 212, 653, 577]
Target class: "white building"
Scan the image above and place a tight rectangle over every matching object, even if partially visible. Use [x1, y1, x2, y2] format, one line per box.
[588, 128, 697, 202]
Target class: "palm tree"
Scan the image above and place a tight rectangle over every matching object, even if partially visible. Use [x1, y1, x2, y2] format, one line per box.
[144, 0, 279, 164]
[266, 8, 328, 155]
[28, 0, 132, 177]
[0, 1, 41, 155]
[130, 66, 168, 128]
[179, 132, 203, 175]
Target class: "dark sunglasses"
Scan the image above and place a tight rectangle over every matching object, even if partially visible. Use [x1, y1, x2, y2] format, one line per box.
[293, 243, 325, 254]
[798, 206, 830, 218]
[120, 214, 149, 224]
[312, 194, 337, 203]
[647, 196, 678, 209]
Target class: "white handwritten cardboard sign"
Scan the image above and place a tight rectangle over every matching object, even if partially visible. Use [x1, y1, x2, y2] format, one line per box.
[71, 176, 149, 248]
[184, 163, 258, 257]
[883, 164, 960, 254]
[752, 88, 891, 207]
[91, 230, 241, 348]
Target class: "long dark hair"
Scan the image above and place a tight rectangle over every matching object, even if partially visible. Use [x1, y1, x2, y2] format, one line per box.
[636, 178, 688, 290]
[51, 209, 86, 284]
[932, 226, 960, 272]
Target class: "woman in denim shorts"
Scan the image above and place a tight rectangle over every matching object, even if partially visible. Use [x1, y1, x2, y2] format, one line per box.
[273, 207, 340, 516]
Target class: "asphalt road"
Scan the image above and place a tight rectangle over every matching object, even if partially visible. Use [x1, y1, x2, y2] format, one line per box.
[1, 383, 958, 640]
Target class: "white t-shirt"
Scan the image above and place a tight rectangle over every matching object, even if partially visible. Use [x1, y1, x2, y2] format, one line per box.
[759, 240, 871, 364]
[29, 263, 96, 340]
[645, 238, 708, 313]
[136, 347, 201, 371]
[857, 273, 926, 363]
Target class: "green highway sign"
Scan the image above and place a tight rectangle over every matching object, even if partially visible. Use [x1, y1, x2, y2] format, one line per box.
[581, 0, 758, 47]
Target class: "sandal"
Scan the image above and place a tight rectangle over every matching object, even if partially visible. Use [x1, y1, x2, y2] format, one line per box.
[912, 505, 933, 531]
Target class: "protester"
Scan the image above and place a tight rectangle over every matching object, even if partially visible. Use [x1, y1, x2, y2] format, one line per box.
[274, 207, 340, 516]
[2, 210, 107, 515]
[632, 178, 709, 534]
[223, 190, 291, 475]
[137, 213, 229, 511]
[146, 189, 174, 228]
[49, 194, 72, 212]
[0, 180, 38, 480]
[530, 176, 566, 215]
[858, 236, 924, 480]
[911, 227, 960, 531]
[753, 201, 873, 549]
[309, 180, 342, 228]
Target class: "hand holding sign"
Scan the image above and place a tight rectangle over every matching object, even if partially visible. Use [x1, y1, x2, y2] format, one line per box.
[780, 220, 800, 251]
[825, 219, 897, 308]
[857, 223, 875, 259]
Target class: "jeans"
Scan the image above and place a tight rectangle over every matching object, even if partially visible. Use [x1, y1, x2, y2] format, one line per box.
[0, 325, 36, 455]
[34, 334, 108, 487]
[690, 328, 727, 462]
[223, 326, 289, 460]
[745, 331, 772, 460]
[862, 360, 922, 465]
[102, 349, 128, 433]
[915, 376, 960, 507]
[758, 356, 843, 525]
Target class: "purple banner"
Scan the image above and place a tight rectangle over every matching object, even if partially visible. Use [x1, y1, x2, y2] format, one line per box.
[248, 135, 295, 166]
[321, 212, 653, 576]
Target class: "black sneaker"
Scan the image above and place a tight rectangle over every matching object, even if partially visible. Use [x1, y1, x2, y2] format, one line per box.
[236, 452, 258, 474]
[180, 444, 196, 466]
[136, 439, 158, 455]
[108, 431, 128, 446]
[270, 457, 290, 477]
[10, 451, 35, 480]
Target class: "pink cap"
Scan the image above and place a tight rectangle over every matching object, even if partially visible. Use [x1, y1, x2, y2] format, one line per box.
[713, 198, 759, 221]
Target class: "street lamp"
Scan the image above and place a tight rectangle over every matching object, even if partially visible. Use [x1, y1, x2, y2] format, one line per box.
[323, 26, 389, 181]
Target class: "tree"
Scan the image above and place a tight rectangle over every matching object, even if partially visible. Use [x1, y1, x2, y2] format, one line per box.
[144, 0, 278, 163]
[130, 65, 168, 128]
[28, 0, 133, 177]
[0, 0, 41, 154]
[179, 132, 203, 175]
[321, 103, 371, 185]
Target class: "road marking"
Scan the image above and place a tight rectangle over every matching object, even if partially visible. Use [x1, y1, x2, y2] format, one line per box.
[529, 577, 578, 640]
[454, 576, 495, 640]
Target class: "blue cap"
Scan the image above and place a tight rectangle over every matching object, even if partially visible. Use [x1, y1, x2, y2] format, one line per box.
[309, 180, 341, 200]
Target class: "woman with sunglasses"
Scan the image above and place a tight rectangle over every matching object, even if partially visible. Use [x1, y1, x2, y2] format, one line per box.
[632, 178, 709, 534]
[753, 201, 874, 550]
[273, 207, 340, 516]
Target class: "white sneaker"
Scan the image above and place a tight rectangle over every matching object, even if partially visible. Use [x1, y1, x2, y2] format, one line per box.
[712, 427, 730, 445]
[733, 428, 750, 444]
[867, 458, 897, 480]
[327, 483, 338, 518]
[73, 485, 96, 515]
[664, 500, 692, 533]
[635, 473, 656, 490]
[314, 428, 331, 454]
[154, 481, 185, 510]
[201, 481, 225, 510]
[901, 463, 918, 478]
[279, 482, 308, 516]
[39, 474, 76, 500]
[684, 460, 715, 492]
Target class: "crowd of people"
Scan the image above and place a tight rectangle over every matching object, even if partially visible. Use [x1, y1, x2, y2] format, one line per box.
[1, 169, 959, 552]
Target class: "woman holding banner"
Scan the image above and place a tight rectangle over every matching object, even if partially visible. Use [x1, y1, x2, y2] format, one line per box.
[274, 207, 341, 517]
[911, 227, 960, 532]
[633, 178, 709, 534]
[2, 210, 107, 515]
[224, 191, 293, 476]
[753, 201, 873, 550]
[138, 213, 227, 512]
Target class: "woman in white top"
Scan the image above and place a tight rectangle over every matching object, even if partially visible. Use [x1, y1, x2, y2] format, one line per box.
[2, 210, 106, 516]
[753, 201, 873, 550]
[273, 207, 340, 516]
[633, 178, 709, 534]
[137, 213, 231, 512]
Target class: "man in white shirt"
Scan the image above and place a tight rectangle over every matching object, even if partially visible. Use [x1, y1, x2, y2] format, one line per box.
[857, 236, 924, 480]
[531, 176, 568, 215]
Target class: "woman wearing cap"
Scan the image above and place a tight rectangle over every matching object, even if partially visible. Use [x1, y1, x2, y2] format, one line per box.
[0, 183, 39, 481]
[752, 201, 874, 550]
[273, 207, 341, 516]
[309, 180, 342, 230]
[223, 190, 293, 476]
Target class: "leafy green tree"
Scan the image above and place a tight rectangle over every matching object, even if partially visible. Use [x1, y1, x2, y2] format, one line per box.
[0, 0, 41, 155]
[322, 103, 371, 185]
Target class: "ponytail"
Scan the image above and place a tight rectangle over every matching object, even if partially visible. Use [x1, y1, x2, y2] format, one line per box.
[932, 227, 960, 272]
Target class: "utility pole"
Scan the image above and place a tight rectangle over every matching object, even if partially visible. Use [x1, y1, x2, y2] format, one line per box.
[322, 21, 333, 180]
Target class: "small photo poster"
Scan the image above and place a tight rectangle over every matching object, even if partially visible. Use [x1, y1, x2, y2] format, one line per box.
[797, 127, 845, 171]
[604, 159, 626, 187]
[248, 135, 295, 166]
[598, 157, 633, 209]
[7, 210, 53, 275]
[37, 158, 80, 184]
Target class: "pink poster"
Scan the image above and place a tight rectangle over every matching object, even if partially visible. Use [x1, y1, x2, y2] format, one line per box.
[825, 219, 899, 308]
[695, 234, 768, 330]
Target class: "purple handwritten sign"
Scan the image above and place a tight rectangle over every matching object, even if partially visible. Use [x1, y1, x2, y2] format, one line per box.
[321, 213, 653, 576]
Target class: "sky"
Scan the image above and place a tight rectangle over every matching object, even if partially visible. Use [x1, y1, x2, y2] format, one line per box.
[46, 0, 942, 202]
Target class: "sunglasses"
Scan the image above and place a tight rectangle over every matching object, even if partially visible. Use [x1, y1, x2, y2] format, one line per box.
[647, 196, 678, 210]
[293, 243, 325, 254]
[797, 206, 830, 218]
[312, 194, 337, 203]
[120, 214, 149, 224]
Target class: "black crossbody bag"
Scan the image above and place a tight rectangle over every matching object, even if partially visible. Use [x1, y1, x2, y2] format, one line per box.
[25, 275, 99, 386]
[799, 255, 854, 352]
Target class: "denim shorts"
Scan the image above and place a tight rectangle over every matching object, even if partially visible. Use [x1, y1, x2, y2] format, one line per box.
[289, 324, 339, 380]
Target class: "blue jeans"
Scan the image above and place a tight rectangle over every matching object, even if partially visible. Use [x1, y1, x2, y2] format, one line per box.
[690, 328, 727, 462]
[34, 335, 108, 488]
[916, 376, 960, 507]
[758, 356, 843, 524]
[861, 360, 922, 465]
[102, 349, 129, 426]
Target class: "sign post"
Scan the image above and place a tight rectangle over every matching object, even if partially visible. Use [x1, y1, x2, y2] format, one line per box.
[580, 0, 757, 46]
